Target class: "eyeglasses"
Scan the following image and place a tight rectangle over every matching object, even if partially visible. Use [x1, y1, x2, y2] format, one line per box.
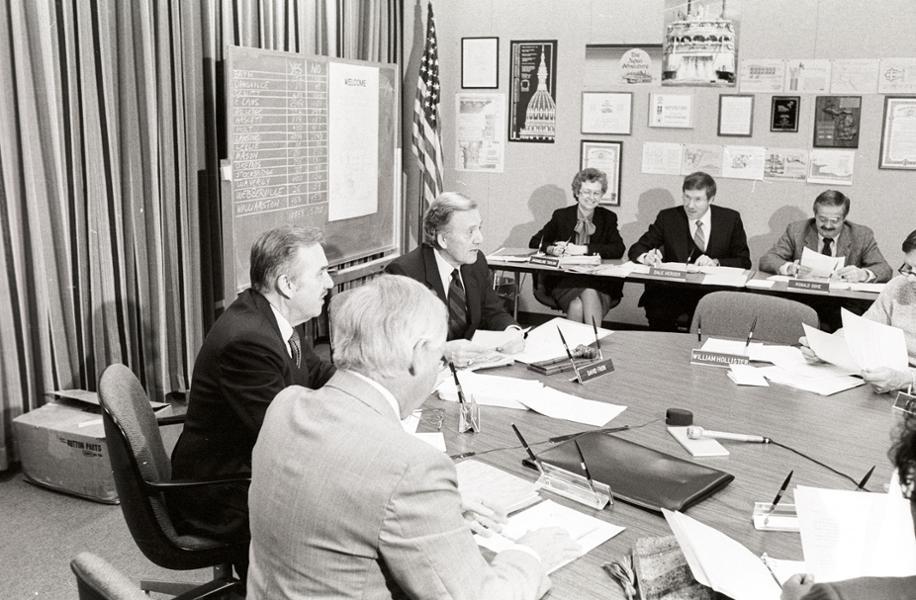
[578, 190, 604, 198]
[898, 263, 916, 276]
[815, 216, 844, 226]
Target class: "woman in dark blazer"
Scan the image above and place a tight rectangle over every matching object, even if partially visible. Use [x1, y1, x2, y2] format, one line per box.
[528, 168, 625, 324]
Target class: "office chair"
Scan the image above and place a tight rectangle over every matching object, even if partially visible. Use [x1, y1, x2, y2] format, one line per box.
[97, 364, 247, 599]
[71, 552, 150, 600]
[690, 291, 819, 345]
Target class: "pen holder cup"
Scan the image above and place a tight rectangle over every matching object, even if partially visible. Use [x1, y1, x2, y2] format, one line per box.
[458, 396, 480, 433]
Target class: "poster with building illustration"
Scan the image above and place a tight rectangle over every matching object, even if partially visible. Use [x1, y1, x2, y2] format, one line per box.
[662, 0, 739, 86]
[508, 40, 557, 143]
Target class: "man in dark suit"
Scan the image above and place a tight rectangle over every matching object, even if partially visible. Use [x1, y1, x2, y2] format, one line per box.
[759, 190, 891, 330]
[628, 171, 751, 331]
[169, 225, 336, 578]
[386, 192, 524, 367]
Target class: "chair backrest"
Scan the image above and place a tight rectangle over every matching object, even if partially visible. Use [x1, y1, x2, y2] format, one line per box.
[689, 291, 819, 345]
[98, 364, 230, 571]
[70, 552, 149, 600]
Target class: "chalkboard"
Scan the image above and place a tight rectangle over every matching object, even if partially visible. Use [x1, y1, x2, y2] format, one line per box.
[222, 45, 399, 296]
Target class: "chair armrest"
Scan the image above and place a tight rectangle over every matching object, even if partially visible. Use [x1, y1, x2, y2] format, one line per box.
[144, 476, 251, 494]
[156, 414, 186, 427]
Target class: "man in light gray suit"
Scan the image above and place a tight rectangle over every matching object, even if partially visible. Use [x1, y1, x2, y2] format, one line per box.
[247, 274, 577, 600]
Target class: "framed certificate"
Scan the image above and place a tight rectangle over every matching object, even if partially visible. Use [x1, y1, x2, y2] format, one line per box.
[879, 96, 916, 170]
[581, 92, 633, 135]
[461, 37, 499, 89]
[770, 96, 800, 132]
[580, 140, 623, 206]
[648, 93, 693, 128]
[717, 94, 754, 137]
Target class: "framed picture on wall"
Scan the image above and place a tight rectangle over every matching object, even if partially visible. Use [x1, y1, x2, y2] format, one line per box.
[648, 93, 693, 128]
[813, 95, 861, 148]
[770, 96, 800, 132]
[717, 94, 754, 136]
[581, 92, 632, 134]
[461, 37, 499, 89]
[580, 140, 622, 206]
[879, 96, 916, 170]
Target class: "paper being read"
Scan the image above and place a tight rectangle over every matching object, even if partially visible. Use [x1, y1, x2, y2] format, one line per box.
[800, 246, 845, 278]
[511, 317, 612, 365]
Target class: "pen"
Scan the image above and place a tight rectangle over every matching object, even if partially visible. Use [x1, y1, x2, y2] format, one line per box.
[856, 465, 875, 491]
[511, 423, 544, 473]
[591, 316, 602, 358]
[686, 247, 696, 266]
[697, 315, 702, 343]
[560, 233, 575, 257]
[760, 553, 783, 589]
[768, 470, 793, 513]
[447, 362, 467, 405]
[557, 326, 582, 382]
[745, 316, 758, 349]
[573, 439, 598, 497]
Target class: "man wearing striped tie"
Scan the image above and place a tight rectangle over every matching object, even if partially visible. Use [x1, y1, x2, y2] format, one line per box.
[628, 171, 751, 331]
[387, 192, 525, 367]
[170, 225, 336, 581]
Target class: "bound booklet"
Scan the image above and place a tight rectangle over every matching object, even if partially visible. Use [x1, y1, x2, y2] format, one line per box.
[526, 432, 734, 513]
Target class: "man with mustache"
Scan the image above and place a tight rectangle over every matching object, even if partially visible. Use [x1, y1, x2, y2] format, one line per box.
[387, 192, 525, 367]
[170, 225, 336, 579]
[759, 190, 892, 330]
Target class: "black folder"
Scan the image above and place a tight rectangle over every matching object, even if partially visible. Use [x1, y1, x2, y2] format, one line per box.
[524, 432, 734, 513]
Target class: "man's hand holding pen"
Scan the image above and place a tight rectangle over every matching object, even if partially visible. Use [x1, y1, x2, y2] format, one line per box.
[694, 254, 719, 267]
[640, 248, 663, 266]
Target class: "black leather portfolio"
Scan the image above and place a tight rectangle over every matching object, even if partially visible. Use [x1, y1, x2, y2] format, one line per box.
[525, 432, 734, 513]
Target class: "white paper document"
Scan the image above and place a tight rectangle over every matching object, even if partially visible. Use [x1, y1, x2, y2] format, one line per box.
[795, 485, 916, 582]
[663, 509, 781, 600]
[475, 500, 625, 573]
[800, 246, 845, 278]
[511, 317, 613, 365]
[700, 338, 765, 356]
[454, 460, 540, 514]
[802, 325, 859, 373]
[803, 309, 909, 373]
[755, 364, 865, 396]
[516, 386, 626, 427]
[728, 365, 770, 387]
[668, 426, 729, 457]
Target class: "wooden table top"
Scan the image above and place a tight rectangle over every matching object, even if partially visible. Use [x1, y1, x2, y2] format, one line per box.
[425, 330, 898, 599]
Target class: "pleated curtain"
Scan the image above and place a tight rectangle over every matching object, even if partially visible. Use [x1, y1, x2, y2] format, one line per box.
[0, 0, 401, 471]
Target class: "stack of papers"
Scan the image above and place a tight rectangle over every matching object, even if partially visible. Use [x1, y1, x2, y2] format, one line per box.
[663, 509, 781, 600]
[486, 247, 537, 262]
[593, 261, 646, 277]
[795, 482, 916, 582]
[475, 500, 625, 573]
[511, 317, 613, 365]
[701, 338, 766, 355]
[436, 371, 626, 426]
[454, 460, 540, 514]
[727, 365, 769, 387]
[803, 308, 909, 373]
[801, 246, 846, 278]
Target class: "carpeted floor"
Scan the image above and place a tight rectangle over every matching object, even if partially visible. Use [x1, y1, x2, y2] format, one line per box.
[0, 465, 213, 599]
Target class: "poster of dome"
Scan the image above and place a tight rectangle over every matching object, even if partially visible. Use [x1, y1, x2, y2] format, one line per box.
[508, 40, 557, 143]
[662, 0, 739, 87]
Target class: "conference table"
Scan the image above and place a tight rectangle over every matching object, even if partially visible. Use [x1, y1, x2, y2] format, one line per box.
[422, 330, 899, 599]
[486, 251, 882, 320]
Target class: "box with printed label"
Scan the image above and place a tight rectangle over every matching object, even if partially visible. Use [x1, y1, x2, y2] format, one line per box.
[12, 390, 180, 503]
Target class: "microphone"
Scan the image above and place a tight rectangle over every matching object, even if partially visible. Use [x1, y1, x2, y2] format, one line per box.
[686, 425, 770, 444]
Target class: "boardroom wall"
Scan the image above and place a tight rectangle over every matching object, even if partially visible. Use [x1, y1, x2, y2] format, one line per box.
[411, 0, 916, 326]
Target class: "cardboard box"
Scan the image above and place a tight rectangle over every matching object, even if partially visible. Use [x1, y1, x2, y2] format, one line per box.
[12, 390, 181, 504]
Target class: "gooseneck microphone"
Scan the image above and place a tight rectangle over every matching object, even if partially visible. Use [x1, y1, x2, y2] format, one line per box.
[686, 425, 771, 444]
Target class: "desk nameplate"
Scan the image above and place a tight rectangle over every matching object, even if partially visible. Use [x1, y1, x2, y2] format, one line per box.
[647, 267, 689, 281]
[529, 255, 561, 268]
[577, 357, 615, 382]
[690, 349, 750, 368]
[788, 279, 830, 293]
[894, 392, 916, 415]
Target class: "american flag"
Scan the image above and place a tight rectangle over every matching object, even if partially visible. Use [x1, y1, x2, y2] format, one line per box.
[412, 2, 443, 206]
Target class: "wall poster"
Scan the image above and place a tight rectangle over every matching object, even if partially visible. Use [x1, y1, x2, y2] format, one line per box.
[508, 40, 558, 143]
[662, 0, 739, 87]
[813, 96, 861, 148]
[455, 93, 505, 172]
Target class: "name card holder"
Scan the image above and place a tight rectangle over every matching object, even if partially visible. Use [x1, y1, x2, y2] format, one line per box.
[690, 349, 750, 368]
[576, 357, 615, 383]
[648, 267, 689, 281]
[788, 279, 830, 293]
[752, 502, 799, 532]
[894, 391, 916, 415]
[535, 462, 612, 510]
[529, 255, 561, 268]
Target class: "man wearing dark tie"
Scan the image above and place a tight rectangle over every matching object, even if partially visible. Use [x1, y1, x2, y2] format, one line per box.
[759, 190, 892, 330]
[386, 192, 524, 366]
[628, 171, 751, 331]
[169, 225, 336, 578]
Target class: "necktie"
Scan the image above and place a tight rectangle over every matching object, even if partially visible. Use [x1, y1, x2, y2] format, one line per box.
[288, 331, 302, 368]
[821, 237, 833, 257]
[693, 220, 706, 252]
[447, 269, 468, 341]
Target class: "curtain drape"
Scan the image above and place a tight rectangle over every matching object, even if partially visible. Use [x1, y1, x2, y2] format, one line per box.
[0, 0, 401, 471]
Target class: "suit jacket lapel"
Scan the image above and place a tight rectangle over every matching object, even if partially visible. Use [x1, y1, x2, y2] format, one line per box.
[421, 246, 448, 304]
[836, 222, 854, 258]
[804, 221, 820, 252]
[673, 207, 691, 261]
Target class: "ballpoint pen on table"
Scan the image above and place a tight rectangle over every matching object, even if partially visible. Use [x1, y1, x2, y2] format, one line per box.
[745, 316, 758, 349]
[591, 316, 602, 359]
[768, 470, 793, 513]
[856, 465, 875, 491]
[573, 439, 598, 498]
[560, 232, 575, 257]
[760, 553, 783, 589]
[556, 326, 582, 382]
[447, 362, 466, 405]
[696, 315, 702, 343]
[511, 423, 543, 473]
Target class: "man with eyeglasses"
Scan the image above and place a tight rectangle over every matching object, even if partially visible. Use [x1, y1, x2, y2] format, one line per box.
[760, 190, 892, 330]
[628, 171, 751, 331]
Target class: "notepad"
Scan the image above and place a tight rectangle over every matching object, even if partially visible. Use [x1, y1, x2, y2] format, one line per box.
[727, 365, 769, 387]
[454, 460, 540, 514]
